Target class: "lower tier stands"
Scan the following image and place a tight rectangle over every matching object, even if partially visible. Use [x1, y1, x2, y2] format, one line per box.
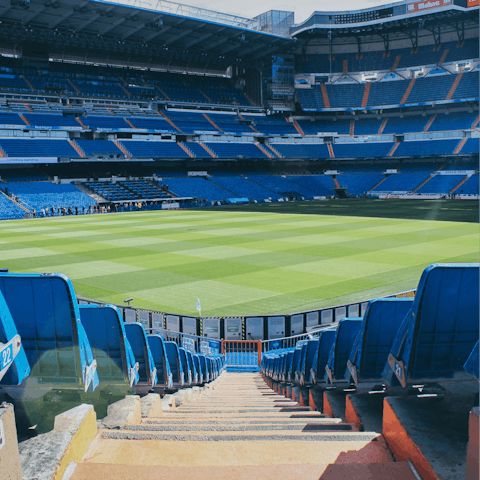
[417, 174, 466, 194]
[457, 174, 479, 195]
[209, 175, 282, 201]
[162, 176, 235, 201]
[3, 181, 96, 211]
[84, 180, 168, 202]
[0, 195, 25, 219]
[373, 173, 428, 193]
[336, 174, 385, 194]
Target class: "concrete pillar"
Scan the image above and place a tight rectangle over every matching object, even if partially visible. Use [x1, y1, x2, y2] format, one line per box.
[0, 403, 22, 479]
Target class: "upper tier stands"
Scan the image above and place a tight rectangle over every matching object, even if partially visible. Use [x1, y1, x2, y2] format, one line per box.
[0, 139, 80, 158]
[416, 174, 466, 194]
[295, 39, 479, 74]
[297, 72, 479, 110]
[336, 174, 385, 194]
[0, 62, 253, 107]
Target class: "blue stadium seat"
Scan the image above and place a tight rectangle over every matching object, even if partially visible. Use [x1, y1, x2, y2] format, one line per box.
[0, 273, 98, 392]
[382, 264, 479, 391]
[164, 341, 185, 386]
[288, 342, 306, 383]
[124, 323, 157, 388]
[345, 298, 414, 387]
[197, 354, 209, 383]
[147, 335, 174, 389]
[294, 343, 309, 384]
[0, 289, 30, 386]
[178, 347, 192, 385]
[186, 350, 198, 384]
[310, 329, 336, 385]
[192, 354, 203, 384]
[206, 356, 215, 380]
[324, 319, 363, 386]
[79, 304, 139, 387]
[299, 339, 319, 386]
[464, 341, 479, 381]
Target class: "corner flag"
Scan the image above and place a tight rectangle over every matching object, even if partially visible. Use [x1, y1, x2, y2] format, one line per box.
[196, 298, 201, 316]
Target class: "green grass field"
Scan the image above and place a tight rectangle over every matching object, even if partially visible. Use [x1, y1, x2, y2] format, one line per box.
[0, 202, 478, 316]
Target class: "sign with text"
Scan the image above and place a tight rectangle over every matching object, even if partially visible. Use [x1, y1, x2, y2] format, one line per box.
[407, 0, 452, 13]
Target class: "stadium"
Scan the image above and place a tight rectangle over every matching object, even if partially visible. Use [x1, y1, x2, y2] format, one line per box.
[0, 0, 478, 477]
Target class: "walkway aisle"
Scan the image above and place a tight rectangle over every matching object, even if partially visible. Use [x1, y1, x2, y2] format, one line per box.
[72, 373, 415, 480]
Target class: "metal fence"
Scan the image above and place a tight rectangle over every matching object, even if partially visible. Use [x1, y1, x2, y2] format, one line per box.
[222, 340, 262, 367]
[261, 324, 336, 353]
[78, 288, 416, 342]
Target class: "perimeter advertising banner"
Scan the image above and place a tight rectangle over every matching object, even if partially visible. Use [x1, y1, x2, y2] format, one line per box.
[407, 0, 452, 12]
[467, 0, 479, 6]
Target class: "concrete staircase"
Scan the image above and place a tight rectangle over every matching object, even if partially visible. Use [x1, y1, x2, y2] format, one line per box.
[71, 373, 417, 480]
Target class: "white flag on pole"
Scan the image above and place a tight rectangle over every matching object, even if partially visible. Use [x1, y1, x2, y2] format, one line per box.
[196, 298, 201, 316]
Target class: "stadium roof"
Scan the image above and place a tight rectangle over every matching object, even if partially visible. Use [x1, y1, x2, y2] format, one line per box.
[291, 0, 478, 38]
[0, 0, 296, 67]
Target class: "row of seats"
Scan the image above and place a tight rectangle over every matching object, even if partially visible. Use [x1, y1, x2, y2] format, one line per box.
[262, 264, 479, 395]
[84, 180, 168, 202]
[0, 272, 225, 429]
[1, 137, 475, 159]
[297, 72, 479, 110]
[2, 110, 477, 137]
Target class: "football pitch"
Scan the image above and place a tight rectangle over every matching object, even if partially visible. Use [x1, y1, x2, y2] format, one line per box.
[0, 201, 478, 316]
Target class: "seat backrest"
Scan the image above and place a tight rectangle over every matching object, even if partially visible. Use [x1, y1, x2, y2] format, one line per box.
[0, 289, 30, 385]
[147, 335, 173, 388]
[352, 298, 414, 381]
[192, 354, 202, 383]
[186, 350, 197, 383]
[312, 329, 336, 383]
[388, 264, 479, 385]
[304, 339, 320, 378]
[79, 304, 137, 385]
[464, 341, 479, 380]
[198, 354, 208, 382]
[298, 344, 309, 378]
[0, 273, 98, 390]
[164, 341, 184, 384]
[124, 323, 157, 386]
[178, 347, 191, 384]
[326, 319, 362, 383]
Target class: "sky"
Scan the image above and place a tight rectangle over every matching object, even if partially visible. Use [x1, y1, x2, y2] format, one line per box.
[176, 0, 394, 24]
